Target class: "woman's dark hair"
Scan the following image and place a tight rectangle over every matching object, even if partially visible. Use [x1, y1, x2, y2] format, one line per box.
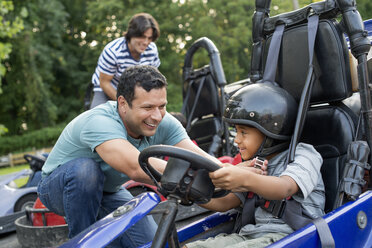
[124, 13, 160, 42]
[117, 65, 167, 107]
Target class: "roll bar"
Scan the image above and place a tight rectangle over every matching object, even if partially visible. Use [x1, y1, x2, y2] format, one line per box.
[183, 37, 227, 88]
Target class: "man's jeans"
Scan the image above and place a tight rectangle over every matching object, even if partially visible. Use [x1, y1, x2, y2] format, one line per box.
[37, 158, 157, 247]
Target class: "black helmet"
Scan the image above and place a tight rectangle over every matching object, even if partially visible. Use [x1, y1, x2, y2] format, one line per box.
[224, 82, 298, 157]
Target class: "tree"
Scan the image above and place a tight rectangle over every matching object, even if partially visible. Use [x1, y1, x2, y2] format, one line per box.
[0, 1, 26, 93]
[0, 124, 8, 136]
[0, 1, 27, 136]
[356, 0, 372, 20]
[0, 0, 68, 134]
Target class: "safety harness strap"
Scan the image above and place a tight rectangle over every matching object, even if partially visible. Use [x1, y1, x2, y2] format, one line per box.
[312, 217, 335, 248]
[280, 199, 313, 230]
[238, 193, 314, 231]
[239, 192, 257, 230]
[262, 23, 285, 83]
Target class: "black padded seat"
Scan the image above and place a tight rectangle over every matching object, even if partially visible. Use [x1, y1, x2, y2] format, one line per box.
[188, 117, 221, 153]
[301, 104, 357, 212]
[182, 66, 223, 155]
[263, 19, 352, 104]
[183, 66, 221, 120]
[182, 37, 232, 157]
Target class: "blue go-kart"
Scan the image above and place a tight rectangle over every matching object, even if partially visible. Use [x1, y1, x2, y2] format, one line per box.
[49, 0, 372, 247]
[0, 154, 45, 234]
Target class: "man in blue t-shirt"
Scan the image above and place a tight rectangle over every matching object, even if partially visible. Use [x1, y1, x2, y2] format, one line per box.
[38, 65, 220, 247]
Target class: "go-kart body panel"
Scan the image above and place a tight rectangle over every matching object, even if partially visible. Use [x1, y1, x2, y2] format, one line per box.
[267, 190, 372, 247]
[0, 169, 32, 187]
[59, 192, 160, 248]
[0, 169, 37, 216]
[61, 190, 372, 248]
[0, 169, 37, 233]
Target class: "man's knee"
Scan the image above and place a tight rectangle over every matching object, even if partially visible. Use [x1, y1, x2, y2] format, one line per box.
[74, 158, 103, 179]
[66, 158, 104, 194]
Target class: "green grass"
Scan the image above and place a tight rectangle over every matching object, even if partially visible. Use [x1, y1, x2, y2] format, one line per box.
[0, 164, 30, 187]
[0, 164, 29, 175]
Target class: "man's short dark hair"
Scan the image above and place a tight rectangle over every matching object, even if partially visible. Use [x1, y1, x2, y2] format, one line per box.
[124, 13, 160, 42]
[117, 65, 167, 107]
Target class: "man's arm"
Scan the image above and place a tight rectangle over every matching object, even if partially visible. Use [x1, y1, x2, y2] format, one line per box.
[99, 72, 117, 100]
[95, 138, 166, 184]
[199, 193, 241, 212]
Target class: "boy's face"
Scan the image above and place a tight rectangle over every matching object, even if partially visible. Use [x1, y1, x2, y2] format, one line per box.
[234, 125, 265, 160]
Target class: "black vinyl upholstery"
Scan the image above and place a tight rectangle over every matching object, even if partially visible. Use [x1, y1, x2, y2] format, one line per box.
[263, 19, 352, 104]
[183, 66, 220, 120]
[183, 66, 223, 154]
[188, 118, 221, 153]
[301, 105, 356, 212]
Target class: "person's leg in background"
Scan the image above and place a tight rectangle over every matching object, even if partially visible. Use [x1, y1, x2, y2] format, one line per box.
[90, 91, 109, 109]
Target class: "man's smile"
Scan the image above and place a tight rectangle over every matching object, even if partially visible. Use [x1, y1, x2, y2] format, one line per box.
[144, 121, 157, 128]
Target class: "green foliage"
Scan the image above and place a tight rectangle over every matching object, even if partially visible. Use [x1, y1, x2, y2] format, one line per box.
[0, 1, 26, 93]
[0, 0, 85, 134]
[0, 124, 8, 136]
[357, 0, 372, 20]
[0, 124, 65, 155]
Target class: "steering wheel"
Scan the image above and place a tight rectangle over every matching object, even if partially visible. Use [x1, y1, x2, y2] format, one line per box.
[24, 154, 46, 172]
[138, 145, 229, 202]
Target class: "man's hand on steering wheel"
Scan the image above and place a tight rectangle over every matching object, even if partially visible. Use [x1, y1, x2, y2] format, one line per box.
[138, 145, 230, 204]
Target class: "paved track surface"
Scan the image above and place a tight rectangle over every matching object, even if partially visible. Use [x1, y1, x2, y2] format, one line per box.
[0, 232, 21, 248]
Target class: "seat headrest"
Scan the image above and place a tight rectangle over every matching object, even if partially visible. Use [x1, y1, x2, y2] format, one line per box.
[263, 19, 353, 104]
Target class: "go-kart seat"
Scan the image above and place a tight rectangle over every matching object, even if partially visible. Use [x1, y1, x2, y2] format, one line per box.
[262, 15, 358, 213]
[301, 104, 357, 212]
[182, 37, 229, 156]
[183, 65, 222, 153]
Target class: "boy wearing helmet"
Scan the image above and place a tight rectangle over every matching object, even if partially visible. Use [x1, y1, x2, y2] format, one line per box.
[185, 82, 325, 248]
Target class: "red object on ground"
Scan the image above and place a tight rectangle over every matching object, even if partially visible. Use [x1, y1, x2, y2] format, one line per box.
[32, 198, 66, 226]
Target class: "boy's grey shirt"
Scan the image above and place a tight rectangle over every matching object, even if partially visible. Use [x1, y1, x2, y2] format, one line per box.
[235, 142, 325, 238]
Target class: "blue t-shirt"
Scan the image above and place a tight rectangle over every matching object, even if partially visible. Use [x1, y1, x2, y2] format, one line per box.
[42, 101, 188, 192]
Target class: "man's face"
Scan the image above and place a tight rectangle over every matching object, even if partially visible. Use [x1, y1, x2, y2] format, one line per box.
[128, 28, 153, 58]
[120, 86, 167, 139]
[234, 125, 265, 160]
